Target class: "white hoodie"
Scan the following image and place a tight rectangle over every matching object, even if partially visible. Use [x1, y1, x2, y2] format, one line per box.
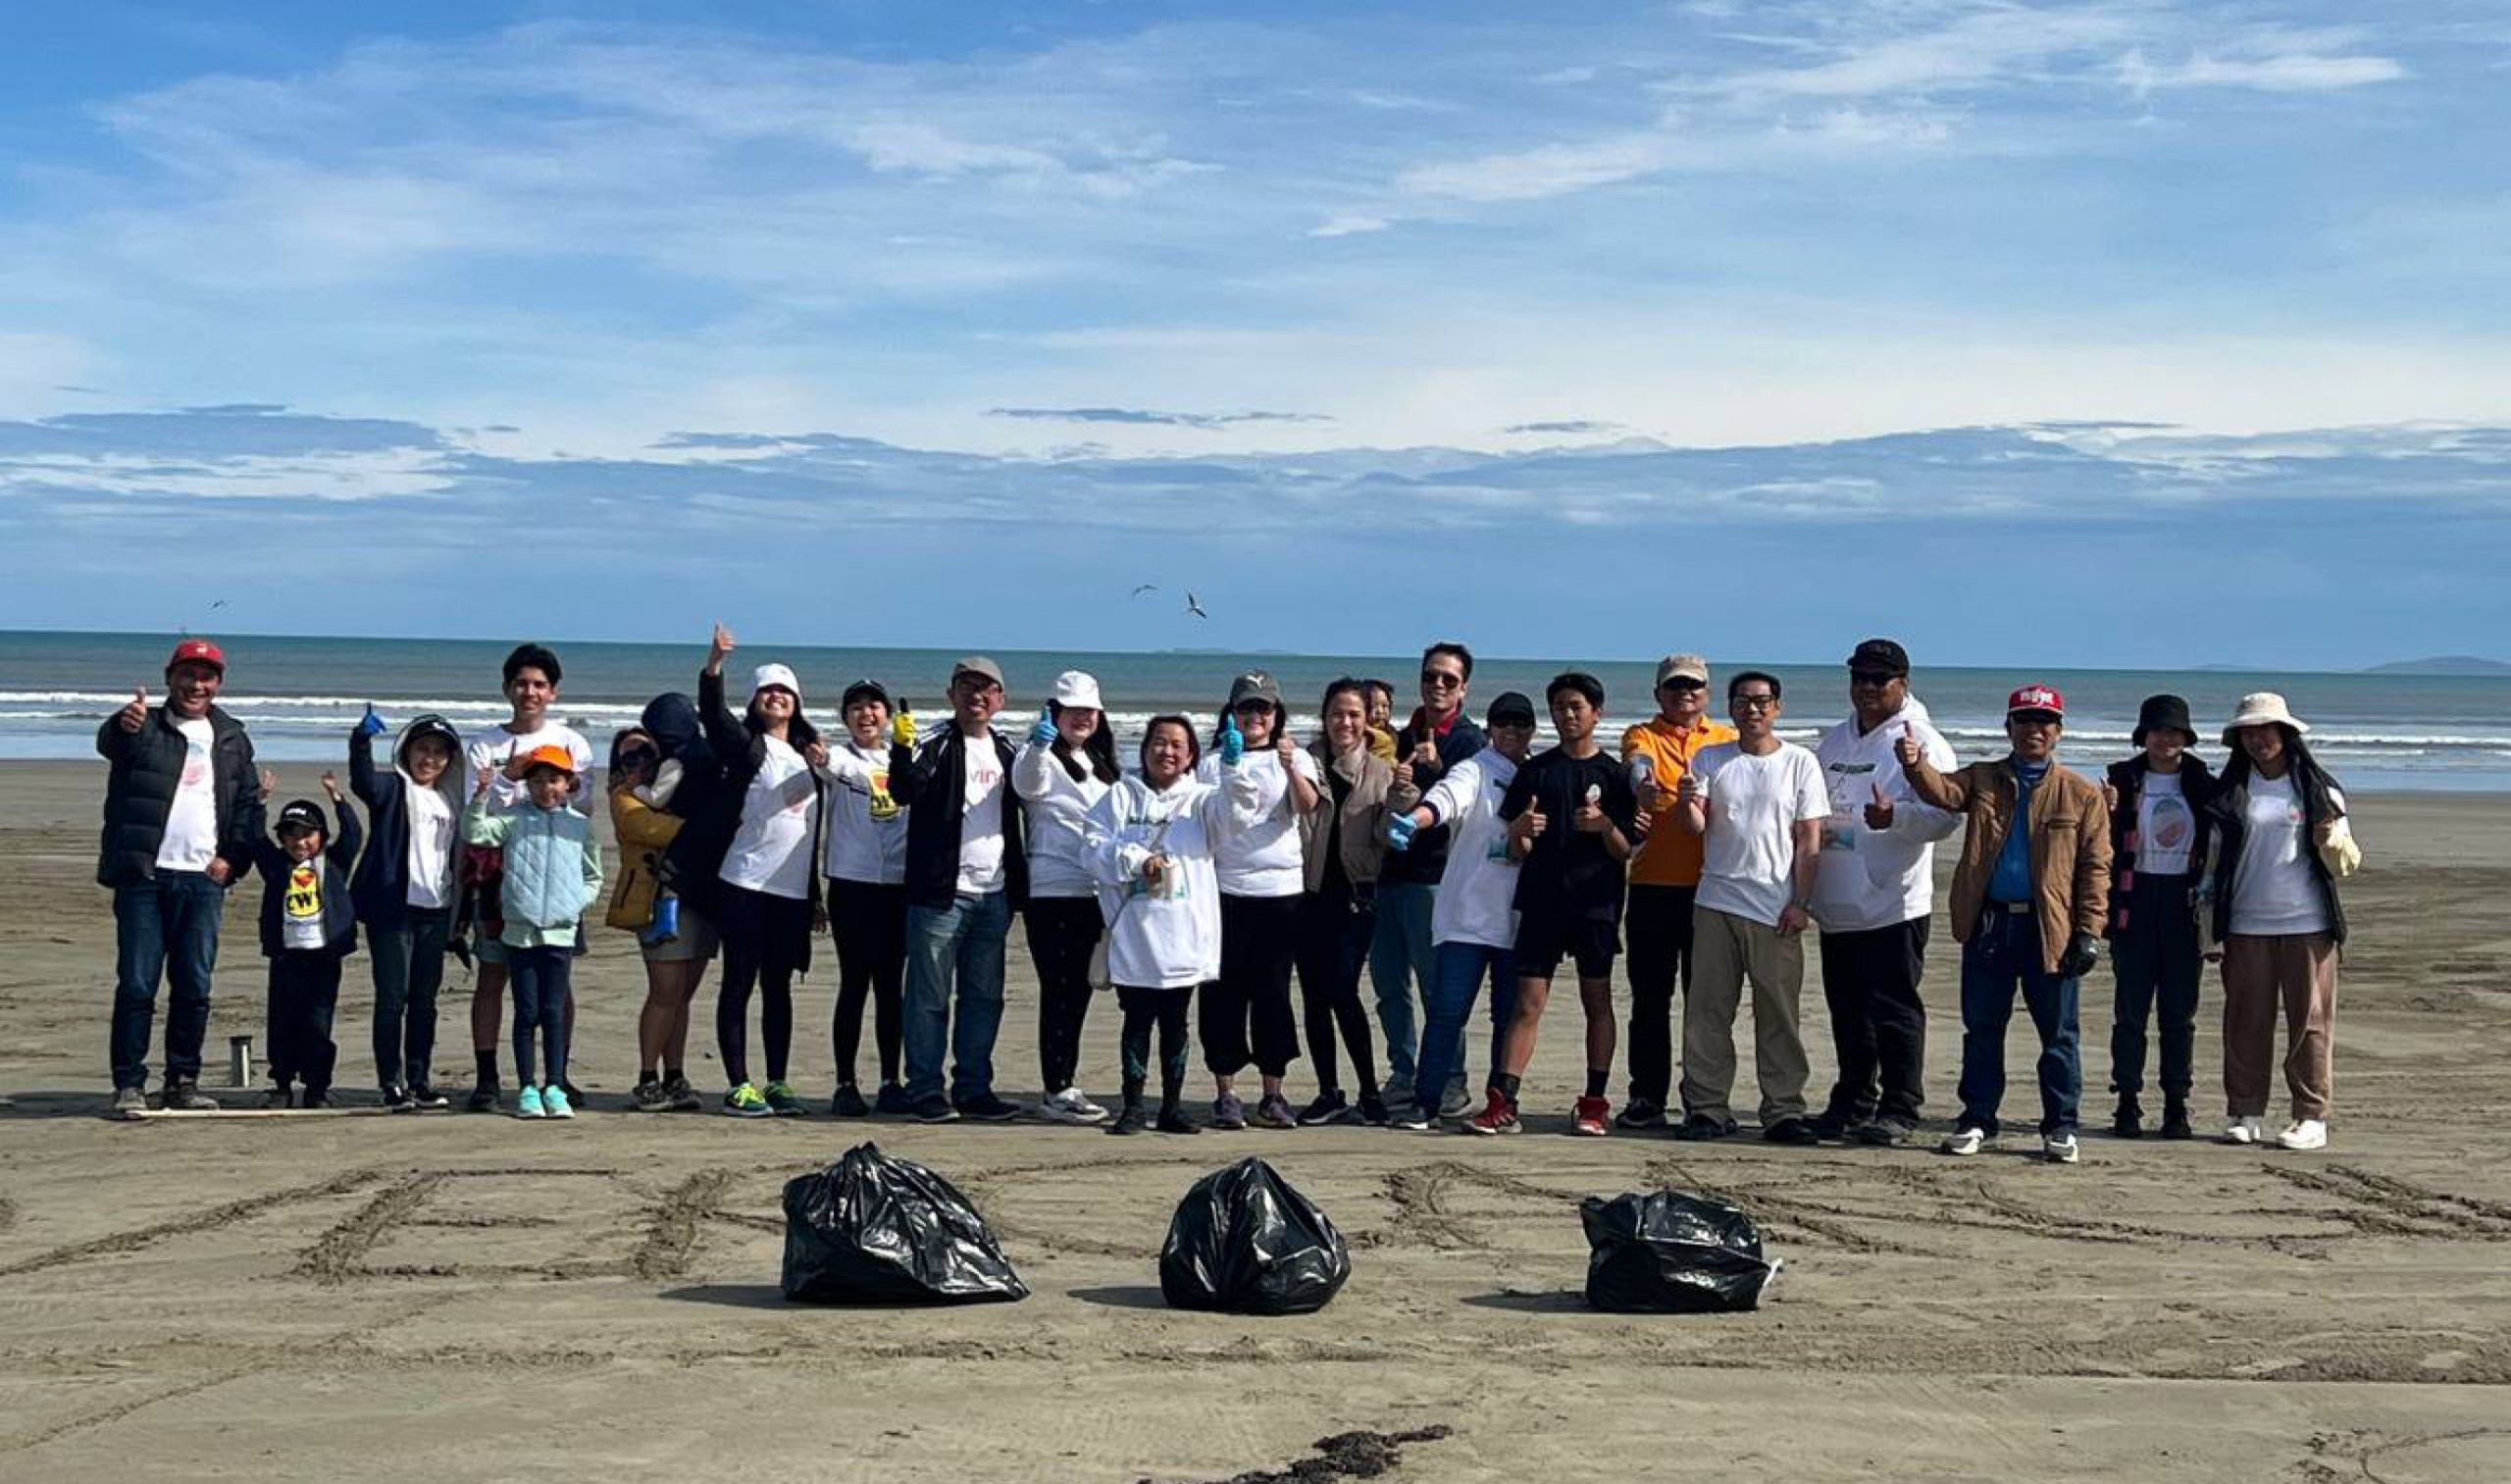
[1420, 747, 1522, 950]
[1013, 741, 1114, 898]
[1085, 772, 1258, 990]
[1810, 697, 1961, 932]
[1196, 746, 1320, 898]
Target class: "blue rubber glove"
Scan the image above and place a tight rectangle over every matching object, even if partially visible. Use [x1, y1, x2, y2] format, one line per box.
[357, 704, 387, 738]
[1028, 708, 1057, 748]
[1218, 714, 1245, 767]
[1386, 812, 1418, 851]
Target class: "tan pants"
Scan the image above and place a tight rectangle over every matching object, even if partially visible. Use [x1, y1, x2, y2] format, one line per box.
[1679, 905, 1810, 1124]
[2221, 933, 2337, 1120]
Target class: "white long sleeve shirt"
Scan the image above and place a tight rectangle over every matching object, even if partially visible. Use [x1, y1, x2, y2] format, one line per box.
[1013, 742, 1114, 899]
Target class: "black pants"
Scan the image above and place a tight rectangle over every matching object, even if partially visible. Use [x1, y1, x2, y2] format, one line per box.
[717, 883, 812, 1087]
[2110, 877, 2201, 1101]
[828, 878, 905, 1087]
[1817, 917, 1931, 1124]
[1203, 894, 1302, 1077]
[1622, 884, 1697, 1105]
[1118, 985, 1194, 1102]
[267, 949, 343, 1094]
[1295, 892, 1380, 1098]
[1026, 896, 1102, 1094]
[369, 906, 451, 1092]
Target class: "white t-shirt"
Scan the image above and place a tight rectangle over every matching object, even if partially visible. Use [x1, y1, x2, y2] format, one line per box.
[1197, 747, 1321, 898]
[405, 785, 455, 909]
[1691, 741, 1831, 928]
[2135, 769, 2198, 878]
[155, 716, 220, 872]
[466, 721, 594, 815]
[282, 860, 327, 949]
[956, 737, 1008, 896]
[2230, 774, 2329, 935]
[819, 741, 908, 886]
[719, 736, 816, 900]
[1423, 749, 1521, 950]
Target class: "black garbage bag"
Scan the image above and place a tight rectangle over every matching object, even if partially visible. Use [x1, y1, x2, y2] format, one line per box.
[1159, 1156, 1351, 1315]
[780, 1143, 1028, 1305]
[1580, 1190, 1777, 1313]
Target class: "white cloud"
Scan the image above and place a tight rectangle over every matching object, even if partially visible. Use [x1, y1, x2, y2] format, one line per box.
[1399, 131, 1675, 201]
[2117, 48, 2406, 96]
[1308, 213, 1391, 236]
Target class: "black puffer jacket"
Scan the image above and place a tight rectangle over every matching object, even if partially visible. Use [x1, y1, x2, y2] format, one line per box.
[643, 691, 737, 918]
[94, 704, 262, 887]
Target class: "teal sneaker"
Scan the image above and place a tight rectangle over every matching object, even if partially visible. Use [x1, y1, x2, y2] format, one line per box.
[515, 1085, 546, 1120]
[542, 1085, 575, 1119]
[763, 1081, 808, 1116]
[723, 1083, 771, 1119]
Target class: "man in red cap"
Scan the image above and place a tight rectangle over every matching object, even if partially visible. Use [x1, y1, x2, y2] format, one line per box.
[96, 638, 263, 1116]
[1899, 684, 2111, 1163]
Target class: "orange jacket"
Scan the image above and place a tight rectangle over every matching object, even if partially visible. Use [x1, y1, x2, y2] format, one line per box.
[1620, 716, 1737, 888]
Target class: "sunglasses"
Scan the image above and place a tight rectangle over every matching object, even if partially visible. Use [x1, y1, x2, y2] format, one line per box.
[1419, 671, 1464, 689]
[1850, 670, 1900, 688]
[1659, 679, 1706, 693]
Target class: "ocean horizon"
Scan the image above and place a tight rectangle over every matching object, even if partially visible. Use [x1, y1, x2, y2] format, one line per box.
[7, 628, 2509, 790]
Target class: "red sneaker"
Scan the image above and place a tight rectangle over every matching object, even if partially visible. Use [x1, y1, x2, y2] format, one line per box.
[1463, 1089, 1521, 1136]
[1572, 1095, 1612, 1137]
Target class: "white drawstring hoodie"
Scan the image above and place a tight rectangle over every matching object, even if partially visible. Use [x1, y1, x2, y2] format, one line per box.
[1810, 697, 1961, 932]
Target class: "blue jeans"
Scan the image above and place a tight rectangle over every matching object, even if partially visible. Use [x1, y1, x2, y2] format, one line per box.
[903, 891, 1010, 1105]
[1414, 941, 1517, 1117]
[111, 871, 227, 1089]
[1367, 880, 1438, 1088]
[508, 945, 573, 1087]
[369, 907, 451, 1092]
[1956, 909, 2081, 1136]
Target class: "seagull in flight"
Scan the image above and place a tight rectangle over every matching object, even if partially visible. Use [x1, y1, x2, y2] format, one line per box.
[1130, 584, 1159, 598]
[1186, 590, 1208, 620]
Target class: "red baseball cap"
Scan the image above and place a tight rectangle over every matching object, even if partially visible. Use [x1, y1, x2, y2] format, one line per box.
[167, 638, 226, 674]
[2006, 684, 2065, 719]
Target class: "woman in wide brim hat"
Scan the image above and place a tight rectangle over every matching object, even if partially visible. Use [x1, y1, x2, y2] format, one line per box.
[2201, 691, 2356, 1152]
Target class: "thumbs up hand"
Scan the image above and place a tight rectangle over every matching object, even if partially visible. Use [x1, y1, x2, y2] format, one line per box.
[1218, 713, 1245, 767]
[357, 703, 387, 739]
[1892, 722, 1922, 770]
[892, 703, 918, 751]
[1864, 781, 1896, 830]
[1573, 782, 1609, 833]
[118, 687, 149, 734]
[1028, 707, 1057, 748]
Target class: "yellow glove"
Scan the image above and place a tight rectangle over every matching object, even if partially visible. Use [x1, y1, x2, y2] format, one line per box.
[892, 704, 917, 750]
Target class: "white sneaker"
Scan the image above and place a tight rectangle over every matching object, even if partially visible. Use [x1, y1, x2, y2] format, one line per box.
[1940, 1126, 1990, 1156]
[2275, 1118, 2328, 1151]
[2225, 1115, 2264, 1146]
[2042, 1131, 2080, 1164]
[1040, 1087, 1108, 1125]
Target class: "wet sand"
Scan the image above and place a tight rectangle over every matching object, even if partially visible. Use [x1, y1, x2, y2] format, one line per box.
[2, 761, 2507, 1481]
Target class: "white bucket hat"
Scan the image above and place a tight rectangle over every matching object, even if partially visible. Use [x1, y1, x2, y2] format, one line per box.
[2221, 691, 2307, 745]
[750, 662, 802, 702]
[1049, 670, 1103, 712]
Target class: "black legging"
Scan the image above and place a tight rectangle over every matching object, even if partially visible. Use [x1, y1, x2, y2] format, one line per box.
[1202, 893, 1303, 1077]
[1295, 891, 1379, 1098]
[1118, 984, 1194, 1103]
[1026, 896, 1102, 1094]
[716, 882, 811, 1087]
[828, 878, 905, 1087]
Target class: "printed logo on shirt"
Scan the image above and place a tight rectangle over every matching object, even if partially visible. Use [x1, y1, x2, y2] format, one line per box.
[866, 769, 899, 821]
[181, 758, 210, 788]
[285, 865, 322, 920]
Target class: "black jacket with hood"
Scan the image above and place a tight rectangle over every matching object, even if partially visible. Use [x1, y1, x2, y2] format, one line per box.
[644, 691, 738, 918]
[94, 702, 263, 888]
[251, 798, 363, 957]
[890, 718, 1028, 911]
[349, 713, 466, 930]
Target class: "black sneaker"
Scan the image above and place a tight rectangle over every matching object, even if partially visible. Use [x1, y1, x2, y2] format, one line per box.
[665, 1076, 703, 1112]
[300, 1088, 334, 1111]
[630, 1080, 672, 1113]
[262, 1086, 294, 1110]
[1615, 1098, 1669, 1131]
[1155, 1103, 1201, 1135]
[164, 1079, 220, 1112]
[2159, 1102, 2194, 1141]
[2112, 1099, 2145, 1140]
[1358, 1092, 1390, 1126]
[911, 1095, 959, 1124]
[1762, 1115, 1818, 1146]
[829, 1084, 871, 1118]
[1391, 1104, 1434, 1132]
[1804, 1109, 1854, 1141]
[1297, 1091, 1353, 1126]
[1850, 1115, 1917, 1147]
[1672, 1112, 1738, 1142]
[874, 1081, 911, 1114]
[1107, 1103, 1147, 1137]
[409, 1084, 451, 1110]
[382, 1085, 413, 1113]
[465, 1081, 501, 1113]
[958, 1093, 1023, 1122]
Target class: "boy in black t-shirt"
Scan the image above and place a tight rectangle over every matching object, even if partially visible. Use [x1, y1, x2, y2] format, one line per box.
[1478, 672, 1641, 1136]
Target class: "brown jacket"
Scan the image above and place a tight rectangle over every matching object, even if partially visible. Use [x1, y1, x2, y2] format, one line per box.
[1903, 754, 2112, 973]
[1300, 742, 1394, 895]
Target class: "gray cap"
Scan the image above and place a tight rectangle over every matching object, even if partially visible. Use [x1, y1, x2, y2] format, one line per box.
[949, 655, 1005, 690]
[1226, 671, 1283, 710]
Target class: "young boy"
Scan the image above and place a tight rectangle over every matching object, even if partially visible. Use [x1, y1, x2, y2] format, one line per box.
[350, 707, 466, 1109]
[460, 642, 593, 1112]
[1484, 673, 1641, 1136]
[250, 778, 362, 1108]
[463, 744, 604, 1121]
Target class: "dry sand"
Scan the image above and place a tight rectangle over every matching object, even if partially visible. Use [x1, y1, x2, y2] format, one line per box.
[2, 760, 2507, 1482]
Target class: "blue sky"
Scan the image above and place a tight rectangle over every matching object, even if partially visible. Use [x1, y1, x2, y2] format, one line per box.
[1, 1, 2505, 666]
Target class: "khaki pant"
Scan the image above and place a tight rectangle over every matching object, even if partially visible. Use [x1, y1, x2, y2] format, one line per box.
[1680, 905, 1810, 1124]
[2221, 933, 2337, 1120]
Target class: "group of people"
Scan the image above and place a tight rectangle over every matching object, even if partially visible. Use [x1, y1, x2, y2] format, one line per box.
[93, 631, 2359, 1156]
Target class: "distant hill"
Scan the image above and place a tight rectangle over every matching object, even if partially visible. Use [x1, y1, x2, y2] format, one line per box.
[2364, 655, 2511, 677]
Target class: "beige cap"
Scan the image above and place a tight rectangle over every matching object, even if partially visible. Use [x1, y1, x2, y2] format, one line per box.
[1654, 653, 1710, 688]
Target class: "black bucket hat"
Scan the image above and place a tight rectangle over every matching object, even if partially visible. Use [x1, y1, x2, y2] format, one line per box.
[2132, 693, 2198, 747]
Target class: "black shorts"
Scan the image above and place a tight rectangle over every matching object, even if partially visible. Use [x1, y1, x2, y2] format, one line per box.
[1514, 914, 1619, 981]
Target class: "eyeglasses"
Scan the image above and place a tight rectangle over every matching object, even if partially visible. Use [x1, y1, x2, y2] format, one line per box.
[1419, 671, 1464, 689]
[1731, 693, 1780, 710]
[1850, 671, 1899, 688]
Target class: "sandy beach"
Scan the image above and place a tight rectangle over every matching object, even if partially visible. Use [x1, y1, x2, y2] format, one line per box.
[2, 759, 2507, 1482]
